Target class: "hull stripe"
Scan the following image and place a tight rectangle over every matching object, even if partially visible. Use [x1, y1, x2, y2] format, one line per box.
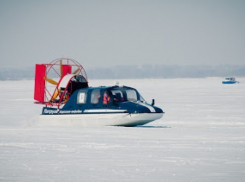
[137, 102, 156, 112]
[83, 109, 127, 113]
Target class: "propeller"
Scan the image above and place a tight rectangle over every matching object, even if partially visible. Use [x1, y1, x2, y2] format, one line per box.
[45, 77, 58, 85]
[73, 68, 80, 74]
[45, 59, 63, 86]
[52, 88, 60, 100]
[60, 60, 63, 77]
[45, 59, 81, 103]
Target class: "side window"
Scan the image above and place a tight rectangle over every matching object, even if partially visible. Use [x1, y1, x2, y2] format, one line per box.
[77, 92, 87, 104]
[126, 89, 137, 102]
[111, 90, 124, 102]
[103, 90, 112, 105]
[91, 89, 101, 104]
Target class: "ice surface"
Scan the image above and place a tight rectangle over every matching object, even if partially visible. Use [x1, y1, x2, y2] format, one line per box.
[0, 78, 245, 182]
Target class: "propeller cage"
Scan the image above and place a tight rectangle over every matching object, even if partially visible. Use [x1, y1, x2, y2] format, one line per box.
[34, 58, 88, 107]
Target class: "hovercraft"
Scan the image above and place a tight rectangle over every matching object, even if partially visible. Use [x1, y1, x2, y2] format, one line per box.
[34, 58, 164, 127]
[222, 77, 239, 84]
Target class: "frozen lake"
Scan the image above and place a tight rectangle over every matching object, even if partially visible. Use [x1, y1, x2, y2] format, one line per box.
[0, 78, 245, 182]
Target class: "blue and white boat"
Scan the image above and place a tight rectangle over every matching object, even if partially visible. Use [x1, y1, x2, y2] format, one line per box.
[41, 85, 164, 127]
[34, 58, 164, 127]
[222, 77, 239, 84]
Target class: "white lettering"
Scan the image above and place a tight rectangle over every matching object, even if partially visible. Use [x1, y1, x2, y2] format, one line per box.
[44, 109, 82, 115]
[43, 109, 59, 114]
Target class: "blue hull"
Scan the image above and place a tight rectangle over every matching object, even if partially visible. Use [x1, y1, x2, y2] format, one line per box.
[222, 81, 237, 84]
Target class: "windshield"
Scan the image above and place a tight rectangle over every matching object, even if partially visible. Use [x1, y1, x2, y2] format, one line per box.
[140, 95, 146, 103]
[125, 89, 137, 102]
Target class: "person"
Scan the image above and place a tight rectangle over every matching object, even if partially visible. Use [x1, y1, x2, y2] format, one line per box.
[103, 91, 111, 104]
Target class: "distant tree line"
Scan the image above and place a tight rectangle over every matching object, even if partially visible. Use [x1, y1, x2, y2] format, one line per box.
[88, 65, 245, 79]
[0, 67, 34, 80]
[0, 65, 245, 80]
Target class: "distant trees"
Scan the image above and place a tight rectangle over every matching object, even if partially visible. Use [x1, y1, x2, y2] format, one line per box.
[88, 65, 245, 79]
[0, 67, 34, 80]
[0, 65, 244, 80]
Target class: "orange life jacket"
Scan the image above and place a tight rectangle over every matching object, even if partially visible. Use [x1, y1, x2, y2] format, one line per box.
[103, 95, 110, 104]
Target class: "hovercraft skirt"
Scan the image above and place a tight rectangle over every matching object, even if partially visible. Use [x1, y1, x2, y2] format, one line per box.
[38, 113, 163, 127]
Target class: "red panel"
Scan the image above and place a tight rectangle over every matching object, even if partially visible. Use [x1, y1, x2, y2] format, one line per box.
[34, 64, 46, 102]
[62, 65, 71, 77]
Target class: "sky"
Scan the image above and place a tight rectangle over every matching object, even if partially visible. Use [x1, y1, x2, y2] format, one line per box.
[0, 0, 245, 69]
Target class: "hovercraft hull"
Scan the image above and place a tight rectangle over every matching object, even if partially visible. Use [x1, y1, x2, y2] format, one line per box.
[222, 81, 237, 84]
[38, 113, 164, 127]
